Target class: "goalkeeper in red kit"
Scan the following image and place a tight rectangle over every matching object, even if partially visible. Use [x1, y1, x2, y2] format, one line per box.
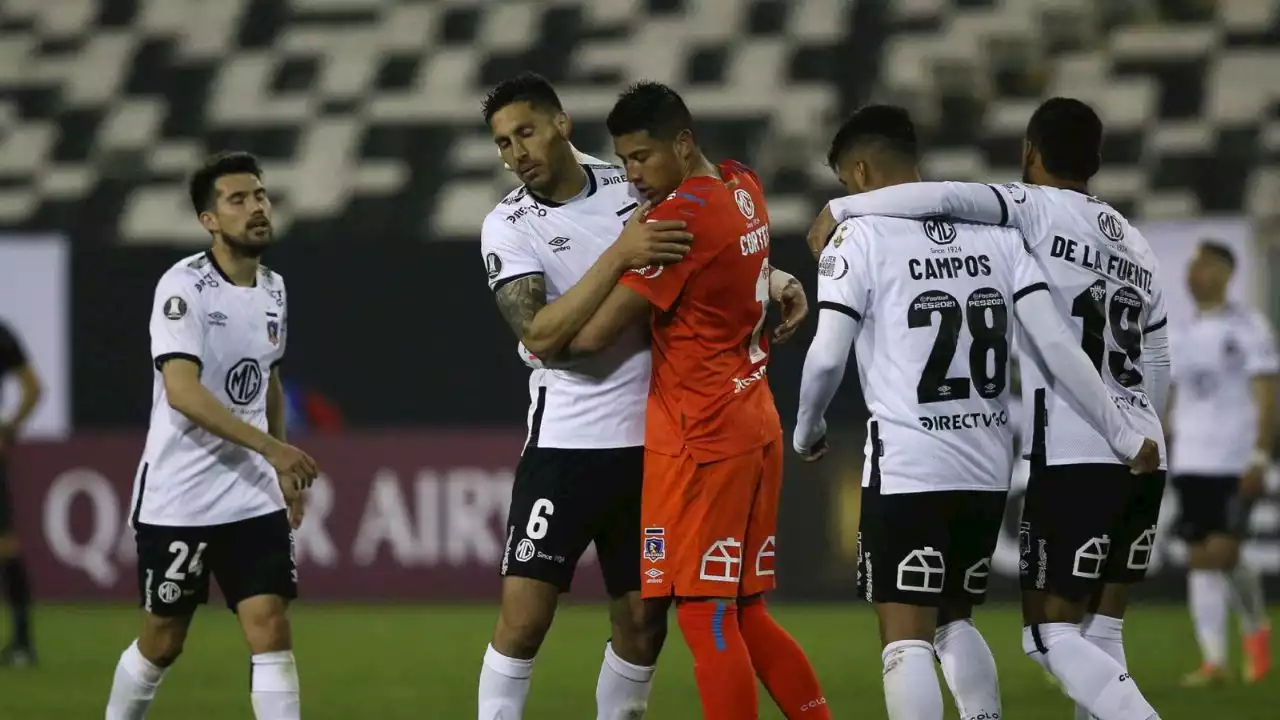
[556, 82, 831, 720]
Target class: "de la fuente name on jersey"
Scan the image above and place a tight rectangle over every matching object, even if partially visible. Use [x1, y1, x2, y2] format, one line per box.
[1048, 233, 1153, 294]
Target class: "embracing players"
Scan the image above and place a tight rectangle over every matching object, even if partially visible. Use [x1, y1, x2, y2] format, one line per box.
[476, 74, 810, 719]
[0, 318, 41, 666]
[550, 81, 830, 720]
[1170, 241, 1274, 685]
[795, 105, 1158, 720]
[813, 97, 1172, 720]
[105, 152, 317, 720]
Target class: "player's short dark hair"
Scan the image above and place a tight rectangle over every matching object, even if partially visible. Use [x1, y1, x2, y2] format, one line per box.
[481, 72, 563, 124]
[606, 81, 694, 141]
[1025, 97, 1103, 182]
[188, 151, 263, 215]
[826, 104, 919, 170]
[1199, 240, 1236, 269]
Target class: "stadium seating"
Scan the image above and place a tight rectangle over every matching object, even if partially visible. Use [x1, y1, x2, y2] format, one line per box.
[0, 0, 1277, 245]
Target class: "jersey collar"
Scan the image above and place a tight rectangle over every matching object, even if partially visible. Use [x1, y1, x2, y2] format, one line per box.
[529, 164, 598, 208]
[205, 249, 256, 288]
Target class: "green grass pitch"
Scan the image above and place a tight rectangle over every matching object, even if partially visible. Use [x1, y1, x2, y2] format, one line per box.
[0, 603, 1274, 718]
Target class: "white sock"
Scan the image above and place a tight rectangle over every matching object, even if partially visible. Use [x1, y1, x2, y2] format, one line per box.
[1228, 562, 1268, 635]
[250, 650, 300, 720]
[479, 644, 534, 720]
[1074, 614, 1128, 720]
[106, 640, 168, 720]
[1024, 623, 1158, 720]
[1189, 569, 1230, 667]
[882, 640, 944, 720]
[934, 619, 1001, 720]
[595, 641, 655, 720]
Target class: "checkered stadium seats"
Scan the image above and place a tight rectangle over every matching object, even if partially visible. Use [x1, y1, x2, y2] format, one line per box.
[882, 0, 1280, 221]
[0, 0, 853, 243]
[0, 0, 1276, 245]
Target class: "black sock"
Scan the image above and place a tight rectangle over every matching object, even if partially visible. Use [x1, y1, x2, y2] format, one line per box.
[2, 557, 31, 647]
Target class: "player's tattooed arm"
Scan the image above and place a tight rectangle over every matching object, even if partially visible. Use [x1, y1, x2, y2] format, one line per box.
[494, 274, 548, 341]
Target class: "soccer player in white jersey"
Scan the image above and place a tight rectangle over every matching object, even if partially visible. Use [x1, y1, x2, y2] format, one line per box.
[794, 105, 1158, 720]
[105, 152, 319, 720]
[476, 72, 810, 719]
[1170, 241, 1275, 685]
[809, 98, 1173, 720]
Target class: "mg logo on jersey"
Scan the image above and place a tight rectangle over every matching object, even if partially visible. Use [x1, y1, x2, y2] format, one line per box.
[699, 537, 742, 583]
[225, 358, 264, 406]
[734, 188, 756, 219]
[923, 217, 957, 246]
[1097, 212, 1125, 243]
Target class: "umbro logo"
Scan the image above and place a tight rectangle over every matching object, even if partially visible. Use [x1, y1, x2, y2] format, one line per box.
[207, 312, 228, 326]
[549, 236, 571, 253]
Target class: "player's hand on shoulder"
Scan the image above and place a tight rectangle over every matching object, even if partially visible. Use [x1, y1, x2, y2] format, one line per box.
[610, 201, 694, 270]
[806, 204, 838, 260]
[265, 440, 319, 487]
[1126, 437, 1160, 475]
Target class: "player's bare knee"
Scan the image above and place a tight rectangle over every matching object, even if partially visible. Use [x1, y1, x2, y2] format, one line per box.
[1204, 535, 1240, 569]
[139, 614, 192, 667]
[1091, 583, 1129, 619]
[609, 594, 666, 666]
[875, 602, 936, 645]
[937, 601, 972, 627]
[237, 596, 292, 653]
[1029, 592, 1087, 625]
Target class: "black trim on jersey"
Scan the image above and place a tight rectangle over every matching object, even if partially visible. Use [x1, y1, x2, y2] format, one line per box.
[525, 386, 548, 450]
[1029, 388, 1047, 463]
[817, 301, 862, 322]
[868, 420, 881, 488]
[1143, 316, 1168, 335]
[131, 463, 148, 526]
[1030, 624, 1049, 655]
[492, 271, 542, 294]
[204, 250, 256, 288]
[616, 202, 639, 217]
[528, 165, 598, 208]
[1013, 282, 1049, 302]
[987, 185, 1009, 226]
[154, 353, 202, 372]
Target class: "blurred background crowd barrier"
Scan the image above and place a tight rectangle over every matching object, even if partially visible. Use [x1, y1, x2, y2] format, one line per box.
[1, 0, 1279, 602]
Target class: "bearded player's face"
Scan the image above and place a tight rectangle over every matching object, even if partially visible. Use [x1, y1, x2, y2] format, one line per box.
[490, 102, 574, 195]
[205, 173, 273, 258]
[613, 130, 688, 204]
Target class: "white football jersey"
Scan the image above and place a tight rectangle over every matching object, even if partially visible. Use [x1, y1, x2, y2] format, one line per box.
[480, 160, 650, 449]
[132, 251, 288, 527]
[818, 216, 1045, 494]
[1171, 305, 1279, 475]
[987, 183, 1169, 467]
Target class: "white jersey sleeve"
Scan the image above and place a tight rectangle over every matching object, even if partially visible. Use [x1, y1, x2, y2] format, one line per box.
[829, 181, 1055, 245]
[816, 219, 873, 321]
[151, 269, 206, 370]
[796, 220, 869, 453]
[1245, 313, 1280, 376]
[271, 273, 288, 369]
[481, 212, 543, 292]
